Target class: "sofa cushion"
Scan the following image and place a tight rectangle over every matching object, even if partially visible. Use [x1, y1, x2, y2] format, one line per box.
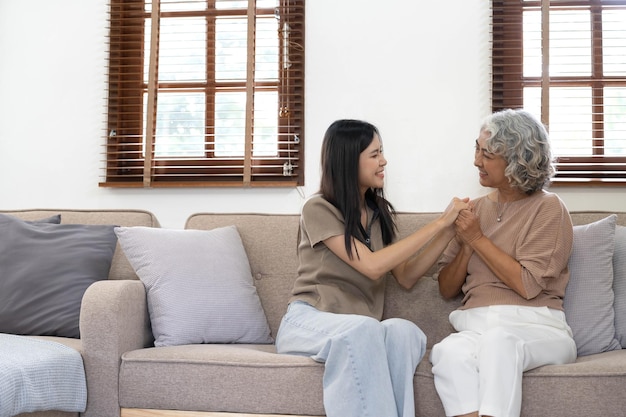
[612, 225, 626, 347]
[115, 225, 273, 347]
[564, 214, 621, 356]
[119, 344, 325, 415]
[0, 214, 118, 338]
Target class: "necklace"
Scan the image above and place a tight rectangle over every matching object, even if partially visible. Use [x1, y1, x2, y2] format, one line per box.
[496, 191, 530, 222]
[496, 194, 506, 222]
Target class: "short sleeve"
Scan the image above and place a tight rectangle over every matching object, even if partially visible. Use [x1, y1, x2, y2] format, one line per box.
[301, 196, 345, 247]
[518, 194, 573, 298]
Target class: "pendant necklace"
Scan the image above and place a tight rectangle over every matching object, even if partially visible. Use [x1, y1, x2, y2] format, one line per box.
[496, 193, 506, 222]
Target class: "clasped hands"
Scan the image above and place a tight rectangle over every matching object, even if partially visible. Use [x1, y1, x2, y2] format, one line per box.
[442, 198, 483, 245]
[454, 204, 483, 246]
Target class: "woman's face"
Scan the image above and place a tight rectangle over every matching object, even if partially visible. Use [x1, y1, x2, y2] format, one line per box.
[474, 129, 509, 189]
[358, 134, 386, 194]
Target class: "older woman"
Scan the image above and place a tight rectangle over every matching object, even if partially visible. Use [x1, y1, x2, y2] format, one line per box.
[430, 109, 577, 417]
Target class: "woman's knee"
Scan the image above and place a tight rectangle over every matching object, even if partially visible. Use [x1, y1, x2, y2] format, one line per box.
[431, 335, 472, 367]
[430, 339, 451, 365]
[337, 315, 385, 342]
[383, 318, 426, 347]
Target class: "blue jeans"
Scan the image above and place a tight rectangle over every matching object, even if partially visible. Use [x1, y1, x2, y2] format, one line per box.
[276, 301, 426, 417]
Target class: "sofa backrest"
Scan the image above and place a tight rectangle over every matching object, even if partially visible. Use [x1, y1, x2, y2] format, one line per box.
[570, 211, 626, 226]
[0, 208, 160, 280]
[185, 213, 300, 338]
[186, 210, 626, 348]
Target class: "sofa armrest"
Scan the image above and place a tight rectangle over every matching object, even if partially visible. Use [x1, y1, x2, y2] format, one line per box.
[79, 280, 153, 417]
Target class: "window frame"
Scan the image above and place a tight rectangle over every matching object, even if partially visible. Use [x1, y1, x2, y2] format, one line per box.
[101, 0, 305, 188]
[492, 0, 626, 186]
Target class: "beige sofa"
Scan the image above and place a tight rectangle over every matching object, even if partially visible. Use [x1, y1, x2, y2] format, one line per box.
[0, 209, 160, 417]
[113, 211, 626, 417]
[4, 209, 626, 417]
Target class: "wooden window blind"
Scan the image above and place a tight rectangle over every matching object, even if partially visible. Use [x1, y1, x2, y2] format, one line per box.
[101, 0, 305, 188]
[492, 0, 626, 185]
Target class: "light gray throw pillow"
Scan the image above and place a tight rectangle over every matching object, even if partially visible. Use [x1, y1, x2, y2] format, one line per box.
[0, 214, 118, 338]
[612, 225, 626, 347]
[564, 214, 621, 356]
[115, 225, 273, 347]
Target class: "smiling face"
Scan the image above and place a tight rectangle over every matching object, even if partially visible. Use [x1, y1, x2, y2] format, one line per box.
[474, 128, 509, 189]
[358, 134, 386, 195]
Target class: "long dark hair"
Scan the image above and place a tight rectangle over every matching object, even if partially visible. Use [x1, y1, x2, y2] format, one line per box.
[319, 119, 397, 259]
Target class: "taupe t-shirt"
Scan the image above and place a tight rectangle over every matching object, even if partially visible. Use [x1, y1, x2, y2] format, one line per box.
[438, 190, 574, 311]
[289, 195, 387, 320]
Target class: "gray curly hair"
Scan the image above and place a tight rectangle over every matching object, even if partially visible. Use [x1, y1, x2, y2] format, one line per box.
[482, 109, 555, 194]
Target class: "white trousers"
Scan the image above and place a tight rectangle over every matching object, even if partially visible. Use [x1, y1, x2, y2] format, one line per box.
[430, 305, 576, 417]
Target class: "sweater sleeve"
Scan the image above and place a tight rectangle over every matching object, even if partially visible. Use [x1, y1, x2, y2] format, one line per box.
[517, 194, 574, 299]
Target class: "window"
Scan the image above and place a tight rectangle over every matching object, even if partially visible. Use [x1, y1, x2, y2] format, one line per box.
[492, 0, 626, 185]
[101, 0, 305, 188]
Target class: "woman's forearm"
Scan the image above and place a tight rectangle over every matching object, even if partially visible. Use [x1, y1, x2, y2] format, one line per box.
[437, 244, 472, 299]
[394, 227, 456, 289]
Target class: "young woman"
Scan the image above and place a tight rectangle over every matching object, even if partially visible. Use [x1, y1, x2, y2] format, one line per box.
[430, 109, 576, 417]
[275, 119, 469, 417]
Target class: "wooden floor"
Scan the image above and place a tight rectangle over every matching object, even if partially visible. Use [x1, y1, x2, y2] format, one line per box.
[121, 409, 323, 417]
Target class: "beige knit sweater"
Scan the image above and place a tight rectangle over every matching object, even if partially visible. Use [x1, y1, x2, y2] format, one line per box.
[438, 190, 574, 311]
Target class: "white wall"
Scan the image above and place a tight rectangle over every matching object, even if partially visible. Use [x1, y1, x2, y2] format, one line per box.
[0, 0, 623, 229]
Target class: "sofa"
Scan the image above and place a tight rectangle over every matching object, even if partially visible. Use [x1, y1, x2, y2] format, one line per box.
[109, 210, 626, 417]
[3, 209, 626, 417]
[0, 209, 161, 417]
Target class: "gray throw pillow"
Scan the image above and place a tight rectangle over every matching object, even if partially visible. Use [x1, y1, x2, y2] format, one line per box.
[0, 214, 118, 338]
[612, 225, 626, 347]
[115, 225, 273, 347]
[563, 214, 621, 356]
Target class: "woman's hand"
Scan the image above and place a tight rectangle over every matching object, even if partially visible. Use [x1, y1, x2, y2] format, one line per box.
[455, 208, 483, 245]
[440, 197, 471, 226]
[454, 207, 529, 298]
